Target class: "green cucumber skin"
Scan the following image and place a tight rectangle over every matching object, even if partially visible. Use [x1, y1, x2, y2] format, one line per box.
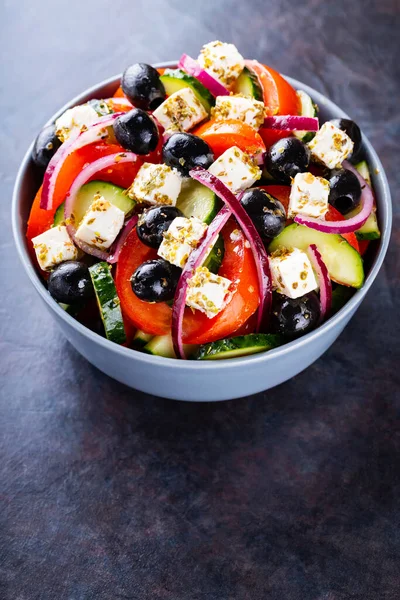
[133, 330, 153, 348]
[294, 90, 318, 142]
[160, 69, 214, 112]
[353, 161, 380, 240]
[355, 214, 381, 241]
[331, 285, 354, 315]
[268, 223, 364, 289]
[143, 334, 196, 359]
[53, 203, 65, 226]
[176, 179, 221, 225]
[54, 181, 135, 227]
[196, 334, 282, 360]
[233, 67, 263, 101]
[89, 262, 126, 344]
[203, 235, 225, 274]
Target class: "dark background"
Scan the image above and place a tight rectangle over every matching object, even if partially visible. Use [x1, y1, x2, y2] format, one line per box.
[1, 0, 400, 598]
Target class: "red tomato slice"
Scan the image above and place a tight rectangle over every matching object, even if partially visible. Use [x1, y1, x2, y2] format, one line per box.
[113, 86, 127, 99]
[246, 61, 299, 117]
[358, 240, 370, 256]
[116, 219, 259, 345]
[259, 128, 291, 151]
[26, 142, 143, 245]
[193, 119, 266, 159]
[247, 61, 299, 148]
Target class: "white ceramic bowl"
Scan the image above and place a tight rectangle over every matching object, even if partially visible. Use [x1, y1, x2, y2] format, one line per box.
[12, 63, 392, 401]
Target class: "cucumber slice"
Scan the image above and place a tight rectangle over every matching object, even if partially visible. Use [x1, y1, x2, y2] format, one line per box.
[54, 181, 135, 227]
[294, 90, 318, 143]
[268, 223, 364, 288]
[176, 180, 224, 273]
[133, 329, 153, 348]
[53, 203, 65, 226]
[89, 262, 126, 344]
[355, 160, 371, 186]
[196, 333, 282, 360]
[176, 179, 221, 224]
[347, 161, 380, 241]
[143, 334, 196, 359]
[355, 212, 380, 241]
[73, 181, 134, 225]
[203, 234, 224, 274]
[232, 67, 263, 100]
[331, 285, 354, 315]
[160, 69, 215, 113]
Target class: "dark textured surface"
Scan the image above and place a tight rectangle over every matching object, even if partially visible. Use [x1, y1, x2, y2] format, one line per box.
[1, 0, 400, 598]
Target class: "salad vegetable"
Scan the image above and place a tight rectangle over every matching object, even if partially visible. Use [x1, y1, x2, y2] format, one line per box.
[28, 40, 381, 360]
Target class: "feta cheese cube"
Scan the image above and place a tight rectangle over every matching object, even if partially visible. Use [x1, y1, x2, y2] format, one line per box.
[270, 248, 318, 299]
[55, 104, 99, 142]
[186, 266, 232, 318]
[289, 172, 330, 218]
[198, 41, 245, 89]
[158, 216, 207, 268]
[32, 225, 78, 271]
[152, 87, 208, 133]
[128, 163, 182, 206]
[212, 94, 265, 129]
[75, 195, 124, 250]
[308, 121, 354, 169]
[208, 146, 261, 194]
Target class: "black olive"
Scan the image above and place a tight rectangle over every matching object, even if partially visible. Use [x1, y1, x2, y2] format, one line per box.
[131, 259, 181, 302]
[32, 124, 62, 169]
[265, 137, 311, 184]
[162, 133, 214, 176]
[241, 188, 286, 240]
[327, 168, 362, 215]
[121, 63, 166, 111]
[48, 261, 94, 304]
[113, 108, 159, 155]
[137, 206, 183, 248]
[270, 292, 321, 338]
[329, 118, 362, 160]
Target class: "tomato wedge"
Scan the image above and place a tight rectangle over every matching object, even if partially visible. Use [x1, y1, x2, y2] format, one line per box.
[113, 86, 127, 99]
[358, 240, 370, 256]
[116, 219, 259, 344]
[262, 185, 359, 252]
[26, 142, 143, 244]
[246, 61, 299, 116]
[193, 119, 265, 159]
[247, 61, 299, 148]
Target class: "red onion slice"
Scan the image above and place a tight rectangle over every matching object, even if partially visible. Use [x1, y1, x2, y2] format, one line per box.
[178, 54, 230, 97]
[262, 115, 319, 131]
[107, 214, 138, 264]
[64, 152, 138, 260]
[40, 113, 124, 210]
[307, 244, 332, 323]
[172, 206, 231, 359]
[294, 160, 374, 234]
[189, 168, 272, 333]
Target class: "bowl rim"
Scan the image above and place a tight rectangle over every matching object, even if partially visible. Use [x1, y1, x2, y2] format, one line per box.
[12, 62, 392, 371]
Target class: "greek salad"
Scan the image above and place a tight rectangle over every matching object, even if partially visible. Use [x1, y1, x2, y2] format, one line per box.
[27, 41, 380, 360]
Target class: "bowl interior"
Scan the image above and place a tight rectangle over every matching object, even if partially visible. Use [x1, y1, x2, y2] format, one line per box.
[12, 65, 392, 370]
